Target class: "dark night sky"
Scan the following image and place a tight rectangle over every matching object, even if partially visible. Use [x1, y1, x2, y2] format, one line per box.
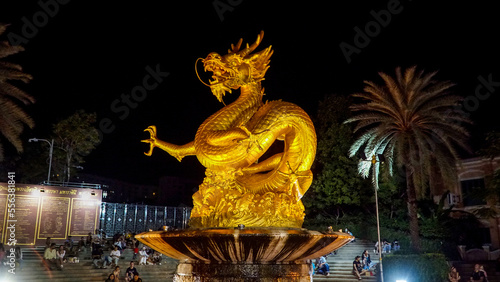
[1, 0, 499, 185]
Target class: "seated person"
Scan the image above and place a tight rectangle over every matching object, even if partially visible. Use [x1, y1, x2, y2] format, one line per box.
[105, 273, 116, 282]
[44, 243, 61, 270]
[139, 247, 149, 265]
[109, 246, 121, 266]
[65, 236, 74, 250]
[56, 245, 66, 268]
[382, 239, 391, 253]
[152, 251, 162, 265]
[86, 232, 93, 248]
[353, 255, 367, 280]
[132, 273, 143, 282]
[92, 245, 109, 268]
[78, 236, 86, 251]
[448, 266, 460, 282]
[113, 266, 121, 281]
[125, 261, 139, 282]
[361, 250, 373, 270]
[393, 239, 400, 251]
[470, 264, 485, 281]
[315, 256, 329, 276]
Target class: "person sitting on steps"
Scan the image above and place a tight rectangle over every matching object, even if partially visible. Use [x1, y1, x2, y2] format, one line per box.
[315, 255, 330, 276]
[353, 255, 367, 280]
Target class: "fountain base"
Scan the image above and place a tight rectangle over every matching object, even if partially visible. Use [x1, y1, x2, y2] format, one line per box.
[136, 227, 353, 282]
[174, 262, 312, 281]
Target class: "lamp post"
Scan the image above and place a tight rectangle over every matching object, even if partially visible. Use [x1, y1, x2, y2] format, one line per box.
[358, 152, 384, 281]
[371, 154, 384, 282]
[29, 138, 54, 184]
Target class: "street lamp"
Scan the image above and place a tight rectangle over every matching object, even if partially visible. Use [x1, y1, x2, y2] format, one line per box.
[359, 153, 384, 282]
[371, 154, 384, 282]
[29, 138, 54, 184]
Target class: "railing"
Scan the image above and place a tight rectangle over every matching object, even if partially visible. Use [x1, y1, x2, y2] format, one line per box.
[99, 202, 191, 236]
[41, 180, 105, 189]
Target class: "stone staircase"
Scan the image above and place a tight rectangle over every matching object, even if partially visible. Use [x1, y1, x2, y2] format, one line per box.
[8, 241, 500, 282]
[313, 239, 378, 282]
[0, 246, 176, 281]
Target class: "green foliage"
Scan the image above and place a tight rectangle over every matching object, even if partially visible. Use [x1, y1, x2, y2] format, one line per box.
[382, 253, 449, 282]
[303, 94, 372, 218]
[346, 67, 471, 252]
[51, 110, 100, 182]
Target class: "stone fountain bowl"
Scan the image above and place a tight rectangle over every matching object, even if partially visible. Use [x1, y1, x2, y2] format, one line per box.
[135, 227, 353, 263]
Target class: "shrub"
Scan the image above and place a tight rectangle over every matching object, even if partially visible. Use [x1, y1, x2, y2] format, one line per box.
[381, 253, 448, 282]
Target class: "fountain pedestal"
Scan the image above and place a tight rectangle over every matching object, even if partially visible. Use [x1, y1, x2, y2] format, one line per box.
[136, 227, 353, 281]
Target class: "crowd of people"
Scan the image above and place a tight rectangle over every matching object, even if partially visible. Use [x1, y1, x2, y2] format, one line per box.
[38, 229, 164, 280]
[449, 263, 490, 282]
[374, 238, 400, 254]
[89, 230, 165, 280]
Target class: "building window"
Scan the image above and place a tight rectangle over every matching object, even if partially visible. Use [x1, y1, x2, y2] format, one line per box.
[460, 178, 487, 206]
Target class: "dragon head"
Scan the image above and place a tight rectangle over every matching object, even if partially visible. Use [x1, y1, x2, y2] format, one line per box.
[201, 31, 273, 102]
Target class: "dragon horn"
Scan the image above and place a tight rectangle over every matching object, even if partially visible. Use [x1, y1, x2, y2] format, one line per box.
[229, 38, 243, 53]
[239, 30, 264, 57]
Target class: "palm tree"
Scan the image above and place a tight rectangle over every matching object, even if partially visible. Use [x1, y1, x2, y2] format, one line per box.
[346, 66, 470, 252]
[0, 23, 34, 161]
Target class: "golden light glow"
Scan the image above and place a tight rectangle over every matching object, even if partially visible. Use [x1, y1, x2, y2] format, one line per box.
[142, 31, 316, 228]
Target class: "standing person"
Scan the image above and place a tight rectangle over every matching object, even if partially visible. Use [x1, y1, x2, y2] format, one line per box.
[470, 264, 485, 281]
[132, 239, 140, 260]
[353, 255, 366, 280]
[125, 261, 140, 282]
[45, 237, 52, 249]
[56, 245, 66, 268]
[449, 266, 461, 282]
[316, 255, 329, 276]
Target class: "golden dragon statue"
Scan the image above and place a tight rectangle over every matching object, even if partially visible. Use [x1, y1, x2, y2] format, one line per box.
[142, 31, 316, 228]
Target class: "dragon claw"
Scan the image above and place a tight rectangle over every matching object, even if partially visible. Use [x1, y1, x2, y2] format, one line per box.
[142, 125, 158, 156]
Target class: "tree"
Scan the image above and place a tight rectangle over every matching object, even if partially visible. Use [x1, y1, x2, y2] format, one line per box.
[51, 110, 99, 182]
[346, 66, 470, 252]
[303, 95, 371, 220]
[0, 23, 34, 161]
